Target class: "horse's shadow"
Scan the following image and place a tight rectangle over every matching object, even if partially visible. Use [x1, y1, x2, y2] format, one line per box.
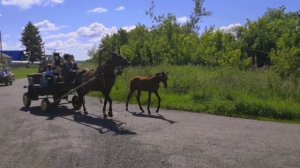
[128, 111, 176, 124]
[20, 106, 136, 135]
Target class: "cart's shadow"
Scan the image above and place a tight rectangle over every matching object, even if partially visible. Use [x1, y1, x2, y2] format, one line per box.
[20, 106, 136, 135]
[127, 111, 176, 124]
[0, 84, 10, 87]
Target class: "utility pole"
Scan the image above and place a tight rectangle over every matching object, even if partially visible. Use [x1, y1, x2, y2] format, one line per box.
[0, 31, 3, 64]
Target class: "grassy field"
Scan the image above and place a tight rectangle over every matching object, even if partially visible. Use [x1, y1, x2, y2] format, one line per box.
[11, 66, 38, 79]
[86, 64, 300, 122]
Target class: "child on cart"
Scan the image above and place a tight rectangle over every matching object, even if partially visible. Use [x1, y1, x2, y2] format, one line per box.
[40, 64, 56, 88]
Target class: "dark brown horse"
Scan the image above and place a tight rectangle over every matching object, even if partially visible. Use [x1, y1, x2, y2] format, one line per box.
[75, 53, 129, 118]
[126, 72, 168, 114]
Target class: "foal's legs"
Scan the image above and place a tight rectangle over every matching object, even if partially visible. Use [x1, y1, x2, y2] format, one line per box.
[107, 95, 113, 117]
[81, 96, 88, 115]
[147, 92, 152, 114]
[136, 90, 144, 112]
[154, 91, 161, 113]
[126, 89, 135, 111]
[102, 96, 108, 118]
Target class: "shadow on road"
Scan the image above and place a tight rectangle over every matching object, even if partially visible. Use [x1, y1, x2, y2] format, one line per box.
[20, 106, 136, 135]
[0, 84, 11, 87]
[128, 111, 176, 124]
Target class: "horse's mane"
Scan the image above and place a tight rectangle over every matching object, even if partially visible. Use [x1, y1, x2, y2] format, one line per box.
[76, 69, 94, 81]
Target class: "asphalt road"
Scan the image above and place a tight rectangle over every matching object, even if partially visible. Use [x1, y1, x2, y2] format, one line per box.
[0, 79, 299, 168]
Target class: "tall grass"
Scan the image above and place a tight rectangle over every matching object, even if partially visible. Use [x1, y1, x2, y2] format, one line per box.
[95, 65, 300, 121]
[11, 66, 38, 79]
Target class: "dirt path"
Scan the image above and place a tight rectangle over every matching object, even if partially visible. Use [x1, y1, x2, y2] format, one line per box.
[0, 79, 299, 168]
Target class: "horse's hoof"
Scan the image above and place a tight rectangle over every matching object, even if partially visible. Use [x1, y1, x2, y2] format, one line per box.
[148, 111, 151, 115]
[156, 110, 159, 113]
[84, 111, 88, 115]
[103, 114, 108, 119]
[108, 111, 113, 117]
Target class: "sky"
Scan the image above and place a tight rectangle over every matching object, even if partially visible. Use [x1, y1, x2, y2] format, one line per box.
[0, 0, 299, 60]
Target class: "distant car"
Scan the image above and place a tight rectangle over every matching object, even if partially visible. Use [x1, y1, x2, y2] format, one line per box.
[0, 68, 15, 86]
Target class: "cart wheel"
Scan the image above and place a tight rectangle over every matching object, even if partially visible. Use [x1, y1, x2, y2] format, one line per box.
[53, 95, 61, 106]
[41, 98, 51, 112]
[72, 95, 82, 110]
[23, 93, 31, 108]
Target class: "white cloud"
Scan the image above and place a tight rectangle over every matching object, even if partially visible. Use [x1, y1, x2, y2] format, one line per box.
[43, 0, 63, 6]
[45, 39, 94, 60]
[46, 39, 92, 50]
[88, 7, 108, 13]
[77, 23, 117, 37]
[34, 20, 60, 32]
[2, 42, 11, 50]
[177, 16, 189, 24]
[45, 22, 117, 40]
[44, 23, 136, 60]
[115, 6, 125, 11]
[1, 0, 64, 9]
[219, 23, 242, 35]
[49, 0, 63, 4]
[45, 32, 79, 40]
[44, 23, 116, 60]
[1, 0, 42, 9]
[2, 41, 23, 50]
[122, 25, 136, 32]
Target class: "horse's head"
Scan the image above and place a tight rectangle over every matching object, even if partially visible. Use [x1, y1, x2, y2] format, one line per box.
[109, 52, 130, 68]
[156, 71, 169, 88]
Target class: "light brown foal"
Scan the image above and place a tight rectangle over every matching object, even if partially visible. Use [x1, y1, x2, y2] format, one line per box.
[126, 72, 168, 114]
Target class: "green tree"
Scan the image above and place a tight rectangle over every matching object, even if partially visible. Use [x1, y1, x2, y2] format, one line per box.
[90, 3, 299, 76]
[241, 6, 294, 68]
[121, 25, 152, 65]
[186, 0, 212, 33]
[20, 22, 44, 63]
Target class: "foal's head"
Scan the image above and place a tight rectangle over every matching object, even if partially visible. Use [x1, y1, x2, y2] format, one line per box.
[156, 72, 169, 88]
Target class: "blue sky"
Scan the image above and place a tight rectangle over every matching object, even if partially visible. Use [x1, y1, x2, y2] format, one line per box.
[0, 0, 299, 60]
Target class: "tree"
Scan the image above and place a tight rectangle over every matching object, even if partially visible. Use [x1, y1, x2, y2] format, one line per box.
[20, 22, 44, 63]
[186, 0, 212, 33]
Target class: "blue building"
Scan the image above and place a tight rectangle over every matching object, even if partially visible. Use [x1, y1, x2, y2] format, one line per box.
[1, 50, 25, 61]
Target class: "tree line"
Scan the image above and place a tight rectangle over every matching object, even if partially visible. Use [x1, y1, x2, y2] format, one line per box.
[90, 4, 299, 77]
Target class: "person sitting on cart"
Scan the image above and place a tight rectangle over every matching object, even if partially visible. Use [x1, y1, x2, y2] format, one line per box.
[62, 54, 78, 84]
[52, 52, 62, 76]
[41, 64, 55, 88]
[38, 58, 48, 73]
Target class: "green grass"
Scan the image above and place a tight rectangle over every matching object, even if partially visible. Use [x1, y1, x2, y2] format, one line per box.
[88, 65, 300, 122]
[11, 66, 38, 79]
